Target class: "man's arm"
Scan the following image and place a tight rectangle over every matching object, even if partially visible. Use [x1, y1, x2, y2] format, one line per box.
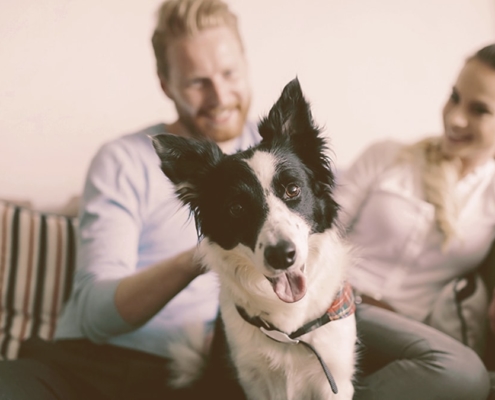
[115, 248, 203, 327]
[62, 134, 204, 343]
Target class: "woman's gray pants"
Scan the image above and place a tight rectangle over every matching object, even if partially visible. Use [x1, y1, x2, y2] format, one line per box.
[354, 304, 491, 400]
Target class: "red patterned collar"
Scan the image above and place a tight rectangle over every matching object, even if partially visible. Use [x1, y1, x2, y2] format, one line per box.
[236, 282, 355, 340]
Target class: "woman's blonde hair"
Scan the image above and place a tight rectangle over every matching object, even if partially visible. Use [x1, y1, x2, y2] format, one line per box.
[400, 137, 461, 248]
[151, 0, 243, 79]
[400, 43, 495, 248]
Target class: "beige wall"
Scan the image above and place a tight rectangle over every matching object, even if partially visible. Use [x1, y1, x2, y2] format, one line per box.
[1, 0, 494, 211]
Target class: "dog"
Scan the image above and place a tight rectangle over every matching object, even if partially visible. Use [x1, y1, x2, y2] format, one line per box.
[152, 78, 356, 400]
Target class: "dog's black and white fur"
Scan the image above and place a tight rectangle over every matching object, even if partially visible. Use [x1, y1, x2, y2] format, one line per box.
[153, 79, 356, 400]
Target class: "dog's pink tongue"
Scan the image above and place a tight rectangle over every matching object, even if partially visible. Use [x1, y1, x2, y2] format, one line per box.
[270, 269, 307, 303]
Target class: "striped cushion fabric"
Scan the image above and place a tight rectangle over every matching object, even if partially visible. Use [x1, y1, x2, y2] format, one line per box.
[0, 201, 77, 359]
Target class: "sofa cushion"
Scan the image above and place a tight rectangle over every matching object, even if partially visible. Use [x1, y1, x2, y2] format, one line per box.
[0, 201, 77, 359]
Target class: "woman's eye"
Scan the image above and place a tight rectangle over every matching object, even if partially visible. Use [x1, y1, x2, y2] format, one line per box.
[229, 203, 244, 217]
[449, 89, 459, 104]
[285, 184, 301, 199]
[471, 104, 490, 115]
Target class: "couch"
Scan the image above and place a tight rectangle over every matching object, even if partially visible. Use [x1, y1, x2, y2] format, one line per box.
[0, 200, 77, 359]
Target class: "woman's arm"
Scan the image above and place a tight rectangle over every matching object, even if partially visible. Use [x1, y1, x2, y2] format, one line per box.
[335, 140, 402, 230]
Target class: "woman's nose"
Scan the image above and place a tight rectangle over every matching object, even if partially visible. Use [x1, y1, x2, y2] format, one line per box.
[447, 105, 468, 128]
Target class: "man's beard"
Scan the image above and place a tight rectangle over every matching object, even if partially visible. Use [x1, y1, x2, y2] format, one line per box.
[178, 101, 250, 143]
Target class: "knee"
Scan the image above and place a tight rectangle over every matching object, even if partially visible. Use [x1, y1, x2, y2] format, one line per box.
[424, 342, 490, 400]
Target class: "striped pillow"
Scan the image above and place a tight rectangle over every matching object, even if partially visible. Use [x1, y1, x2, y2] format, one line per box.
[0, 201, 77, 359]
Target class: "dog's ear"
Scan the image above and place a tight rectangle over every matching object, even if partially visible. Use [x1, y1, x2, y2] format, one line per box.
[258, 77, 316, 143]
[258, 79, 338, 211]
[151, 134, 223, 206]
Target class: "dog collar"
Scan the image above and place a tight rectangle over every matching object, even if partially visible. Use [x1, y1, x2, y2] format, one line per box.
[235, 282, 355, 394]
[236, 282, 355, 340]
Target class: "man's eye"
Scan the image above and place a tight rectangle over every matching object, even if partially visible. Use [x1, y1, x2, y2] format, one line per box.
[285, 184, 301, 199]
[224, 69, 238, 80]
[186, 78, 205, 88]
[229, 203, 244, 217]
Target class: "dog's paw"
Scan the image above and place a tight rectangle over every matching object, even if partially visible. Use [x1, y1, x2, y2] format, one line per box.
[166, 322, 213, 388]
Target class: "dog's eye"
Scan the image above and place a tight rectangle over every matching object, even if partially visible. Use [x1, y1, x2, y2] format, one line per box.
[229, 203, 244, 217]
[285, 183, 301, 199]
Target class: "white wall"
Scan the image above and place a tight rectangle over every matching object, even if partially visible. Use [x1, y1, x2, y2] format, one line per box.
[1, 0, 494, 211]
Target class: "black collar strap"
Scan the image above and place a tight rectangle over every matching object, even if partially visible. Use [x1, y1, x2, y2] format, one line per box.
[235, 282, 355, 395]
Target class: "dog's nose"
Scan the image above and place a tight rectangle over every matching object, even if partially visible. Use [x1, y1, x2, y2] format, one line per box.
[264, 240, 296, 270]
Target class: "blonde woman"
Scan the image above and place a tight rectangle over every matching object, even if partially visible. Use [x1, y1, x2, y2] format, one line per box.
[337, 44, 495, 399]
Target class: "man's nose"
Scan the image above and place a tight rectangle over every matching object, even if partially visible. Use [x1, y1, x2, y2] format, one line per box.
[206, 78, 231, 106]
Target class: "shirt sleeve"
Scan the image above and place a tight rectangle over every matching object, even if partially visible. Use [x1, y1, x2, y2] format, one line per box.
[335, 140, 402, 231]
[68, 139, 149, 342]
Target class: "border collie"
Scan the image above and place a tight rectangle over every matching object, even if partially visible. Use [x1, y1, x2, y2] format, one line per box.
[152, 78, 356, 400]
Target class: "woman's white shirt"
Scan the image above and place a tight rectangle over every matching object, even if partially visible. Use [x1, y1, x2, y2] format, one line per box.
[336, 140, 495, 321]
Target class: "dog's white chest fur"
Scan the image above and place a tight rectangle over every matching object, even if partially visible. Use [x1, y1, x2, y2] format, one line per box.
[206, 229, 356, 400]
[222, 309, 356, 399]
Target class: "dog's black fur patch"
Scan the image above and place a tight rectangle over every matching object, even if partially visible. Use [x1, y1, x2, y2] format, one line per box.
[153, 78, 339, 250]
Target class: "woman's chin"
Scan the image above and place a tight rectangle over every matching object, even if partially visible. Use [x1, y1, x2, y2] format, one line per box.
[441, 137, 471, 158]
